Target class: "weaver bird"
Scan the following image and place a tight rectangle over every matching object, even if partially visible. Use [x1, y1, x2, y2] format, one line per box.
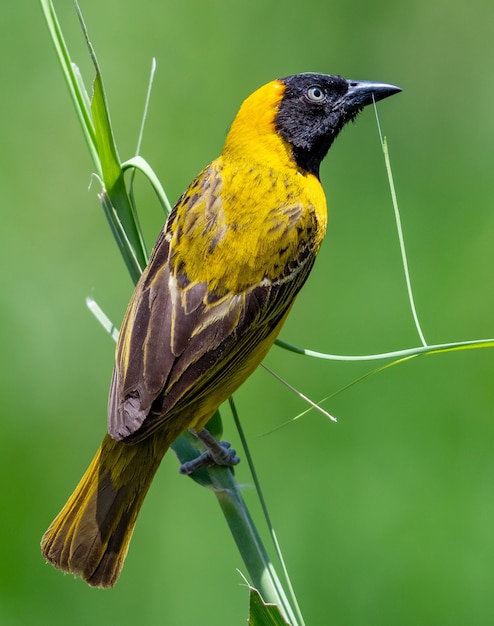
[41, 73, 401, 587]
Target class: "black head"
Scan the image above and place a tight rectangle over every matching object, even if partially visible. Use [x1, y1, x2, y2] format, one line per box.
[276, 73, 401, 178]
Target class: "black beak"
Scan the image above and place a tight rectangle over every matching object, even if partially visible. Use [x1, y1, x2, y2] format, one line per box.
[342, 80, 402, 111]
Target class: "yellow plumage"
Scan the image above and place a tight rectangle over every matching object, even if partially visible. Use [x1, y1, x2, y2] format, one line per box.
[41, 73, 400, 587]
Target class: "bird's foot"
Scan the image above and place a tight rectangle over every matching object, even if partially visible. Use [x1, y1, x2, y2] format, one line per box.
[179, 428, 240, 475]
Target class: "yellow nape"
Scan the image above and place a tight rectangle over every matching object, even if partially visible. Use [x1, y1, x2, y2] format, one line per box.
[222, 80, 294, 169]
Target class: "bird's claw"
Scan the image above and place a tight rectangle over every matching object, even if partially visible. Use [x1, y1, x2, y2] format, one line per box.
[179, 430, 240, 475]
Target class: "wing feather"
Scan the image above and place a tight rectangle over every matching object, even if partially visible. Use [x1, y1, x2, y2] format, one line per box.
[108, 161, 318, 442]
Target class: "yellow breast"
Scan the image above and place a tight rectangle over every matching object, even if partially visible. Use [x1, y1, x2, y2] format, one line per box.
[169, 156, 327, 295]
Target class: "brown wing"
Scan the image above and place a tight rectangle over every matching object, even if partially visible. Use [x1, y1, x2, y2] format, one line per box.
[108, 162, 317, 443]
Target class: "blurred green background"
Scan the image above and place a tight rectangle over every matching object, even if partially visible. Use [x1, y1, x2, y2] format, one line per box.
[1, 1, 494, 624]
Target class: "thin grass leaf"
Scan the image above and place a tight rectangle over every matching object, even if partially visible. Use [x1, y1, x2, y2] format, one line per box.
[91, 74, 122, 187]
[39, 0, 99, 173]
[76, 11, 148, 277]
[248, 586, 291, 626]
[98, 188, 146, 280]
[372, 102, 427, 346]
[71, 62, 93, 125]
[86, 297, 120, 342]
[91, 74, 149, 273]
[275, 337, 494, 361]
[122, 156, 173, 215]
[230, 398, 304, 626]
[262, 363, 336, 422]
[211, 466, 296, 622]
[134, 58, 156, 158]
[265, 338, 494, 434]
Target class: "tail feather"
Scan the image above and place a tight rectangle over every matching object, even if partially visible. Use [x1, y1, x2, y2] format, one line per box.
[41, 432, 170, 588]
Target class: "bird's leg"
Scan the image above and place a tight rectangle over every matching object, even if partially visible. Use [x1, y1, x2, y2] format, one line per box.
[179, 428, 240, 475]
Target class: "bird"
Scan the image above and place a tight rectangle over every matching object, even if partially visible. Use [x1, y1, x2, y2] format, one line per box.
[41, 72, 401, 587]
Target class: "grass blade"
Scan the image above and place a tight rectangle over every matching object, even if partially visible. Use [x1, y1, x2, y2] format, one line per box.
[373, 102, 427, 346]
[39, 0, 99, 172]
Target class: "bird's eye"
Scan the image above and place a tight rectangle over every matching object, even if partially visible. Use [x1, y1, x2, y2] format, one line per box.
[306, 86, 325, 103]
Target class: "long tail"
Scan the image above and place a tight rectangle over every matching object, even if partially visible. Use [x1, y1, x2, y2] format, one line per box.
[41, 431, 171, 587]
